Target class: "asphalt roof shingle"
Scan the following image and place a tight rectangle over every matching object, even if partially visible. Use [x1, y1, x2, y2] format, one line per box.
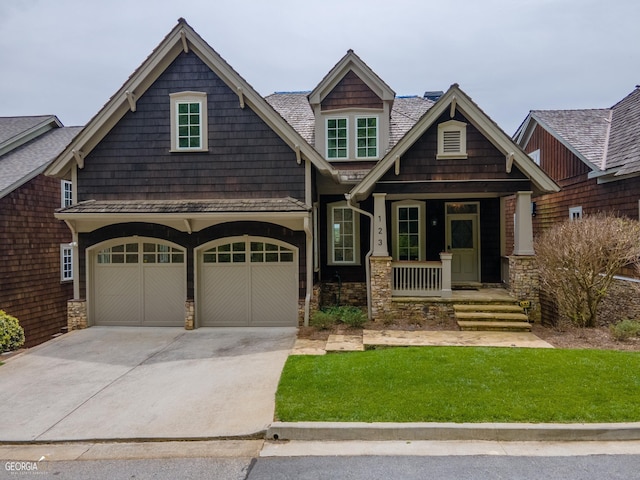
[607, 88, 640, 175]
[0, 116, 55, 146]
[0, 126, 82, 197]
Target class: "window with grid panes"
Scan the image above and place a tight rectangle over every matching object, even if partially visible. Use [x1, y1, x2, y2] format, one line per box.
[177, 102, 201, 149]
[356, 117, 377, 158]
[326, 118, 348, 159]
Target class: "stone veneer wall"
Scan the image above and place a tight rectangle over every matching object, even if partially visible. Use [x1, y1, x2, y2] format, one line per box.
[318, 282, 367, 308]
[67, 299, 87, 330]
[370, 256, 392, 321]
[508, 255, 541, 323]
[185, 299, 195, 330]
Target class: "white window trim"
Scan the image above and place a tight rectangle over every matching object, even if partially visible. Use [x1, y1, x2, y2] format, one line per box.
[327, 201, 360, 265]
[391, 200, 426, 261]
[60, 244, 73, 281]
[569, 206, 583, 220]
[436, 119, 468, 159]
[355, 115, 379, 159]
[61, 180, 73, 208]
[170, 91, 208, 152]
[325, 117, 349, 160]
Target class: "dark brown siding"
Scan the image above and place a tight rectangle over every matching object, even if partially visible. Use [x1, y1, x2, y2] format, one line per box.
[526, 125, 590, 183]
[375, 111, 531, 195]
[0, 176, 73, 347]
[321, 71, 383, 111]
[78, 51, 304, 202]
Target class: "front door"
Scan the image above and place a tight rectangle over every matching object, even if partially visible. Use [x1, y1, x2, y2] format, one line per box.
[446, 203, 480, 283]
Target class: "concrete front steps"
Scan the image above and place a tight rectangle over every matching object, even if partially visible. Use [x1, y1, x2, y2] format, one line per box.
[454, 303, 531, 332]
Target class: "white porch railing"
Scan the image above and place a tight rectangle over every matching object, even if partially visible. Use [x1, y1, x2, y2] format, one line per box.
[391, 253, 453, 298]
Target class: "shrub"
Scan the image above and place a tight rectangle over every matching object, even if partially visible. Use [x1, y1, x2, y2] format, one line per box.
[536, 213, 640, 328]
[610, 319, 640, 341]
[0, 310, 25, 353]
[338, 306, 368, 328]
[310, 309, 339, 330]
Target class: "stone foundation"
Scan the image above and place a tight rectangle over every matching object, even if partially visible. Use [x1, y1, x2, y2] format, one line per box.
[387, 299, 456, 324]
[508, 255, 541, 323]
[184, 299, 195, 330]
[318, 282, 367, 308]
[67, 299, 87, 330]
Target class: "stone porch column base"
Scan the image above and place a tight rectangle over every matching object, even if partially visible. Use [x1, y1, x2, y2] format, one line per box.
[67, 299, 88, 330]
[508, 255, 541, 323]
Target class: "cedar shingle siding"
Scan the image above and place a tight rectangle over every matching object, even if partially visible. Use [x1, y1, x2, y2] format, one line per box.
[321, 71, 383, 111]
[78, 52, 304, 202]
[376, 112, 531, 195]
[0, 175, 72, 347]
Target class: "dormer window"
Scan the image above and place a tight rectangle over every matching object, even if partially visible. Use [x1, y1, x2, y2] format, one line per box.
[326, 118, 348, 159]
[356, 117, 377, 158]
[437, 120, 467, 159]
[170, 91, 208, 152]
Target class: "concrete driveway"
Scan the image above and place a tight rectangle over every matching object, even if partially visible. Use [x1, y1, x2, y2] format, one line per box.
[0, 326, 296, 442]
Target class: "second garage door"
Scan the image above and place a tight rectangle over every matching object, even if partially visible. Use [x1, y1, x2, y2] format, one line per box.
[198, 237, 298, 326]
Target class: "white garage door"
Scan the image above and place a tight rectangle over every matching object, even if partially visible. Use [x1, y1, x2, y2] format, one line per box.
[199, 237, 298, 326]
[93, 239, 186, 326]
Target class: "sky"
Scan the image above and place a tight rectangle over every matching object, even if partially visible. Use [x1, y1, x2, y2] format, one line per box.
[1, 0, 639, 135]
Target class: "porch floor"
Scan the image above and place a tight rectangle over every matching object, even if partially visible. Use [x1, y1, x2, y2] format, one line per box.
[392, 287, 516, 304]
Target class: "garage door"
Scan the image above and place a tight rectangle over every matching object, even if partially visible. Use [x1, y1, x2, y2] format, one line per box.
[198, 237, 298, 326]
[92, 239, 186, 326]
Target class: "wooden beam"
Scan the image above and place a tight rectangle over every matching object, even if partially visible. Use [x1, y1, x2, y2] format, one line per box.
[450, 96, 457, 118]
[72, 149, 85, 169]
[295, 145, 301, 164]
[125, 90, 137, 112]
[394, 154, 400, 175]
[506, 152, 515, 173]
[237, 87, 245, 109]
[180, 30, 189, 53]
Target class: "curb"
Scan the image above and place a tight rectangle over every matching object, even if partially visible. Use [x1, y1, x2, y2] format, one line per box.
[267, 422, 640, 442]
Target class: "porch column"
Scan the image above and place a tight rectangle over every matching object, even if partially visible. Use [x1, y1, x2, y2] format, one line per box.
[372, 193, 388, 256]
[439, 252, 453, 298]
[513, 191, 535, 255]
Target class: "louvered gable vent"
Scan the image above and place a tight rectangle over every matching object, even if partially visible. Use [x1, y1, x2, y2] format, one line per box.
[437, 120, 468, 159]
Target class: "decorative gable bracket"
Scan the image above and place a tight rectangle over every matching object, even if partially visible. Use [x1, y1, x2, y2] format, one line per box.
[237, 87, 245, 109]
[72, 149, 85, 169]
[125, 91, 137, 112]
[506, 152, 515, 173]
[180, 30, 189, 53]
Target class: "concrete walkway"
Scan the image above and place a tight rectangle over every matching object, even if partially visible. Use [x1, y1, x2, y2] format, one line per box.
[291, 329, 553, 355]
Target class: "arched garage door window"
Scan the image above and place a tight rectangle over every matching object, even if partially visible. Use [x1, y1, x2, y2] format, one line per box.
[91, 238, 186, 326]
[198, 237, 298, 327]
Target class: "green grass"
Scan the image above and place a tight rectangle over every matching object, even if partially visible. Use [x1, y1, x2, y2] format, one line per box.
[276, 347, 640, 423]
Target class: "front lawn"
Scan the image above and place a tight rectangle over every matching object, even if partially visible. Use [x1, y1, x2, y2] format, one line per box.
[276, 347, 640, 423]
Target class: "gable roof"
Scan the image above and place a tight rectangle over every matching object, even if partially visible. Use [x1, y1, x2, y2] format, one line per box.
[307, 50, 395, 106]
[45, 18, 337, 181]
[349, 84, 560, 201]
[0, 115, 63, 156]
[514, 87, 640, 179]
[0, 123, 82, 199]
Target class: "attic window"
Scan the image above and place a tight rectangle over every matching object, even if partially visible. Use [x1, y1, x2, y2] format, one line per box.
[170, 91, 208, 152]
[437, 120, 467, 159]
[326, 118, 348, 159]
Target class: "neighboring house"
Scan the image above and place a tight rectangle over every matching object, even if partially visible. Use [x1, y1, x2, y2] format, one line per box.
[45, 19, 558, 330]
[511, 87, 640, 322]
[0, 115, 82, 347]
[513, 87, 640, 272]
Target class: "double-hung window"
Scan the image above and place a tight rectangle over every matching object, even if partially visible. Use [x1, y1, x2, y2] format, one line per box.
[327, 201, 360, 264]
[60, 245, 73, 281]
[170, 91, 208, 152]
[326, 118, 348, 159]
[356, 116, 378, 158]
[61, 180, 73, 207]
[392, 201, 425, 261]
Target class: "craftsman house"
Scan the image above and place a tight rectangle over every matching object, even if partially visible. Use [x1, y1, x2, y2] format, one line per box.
[46, 19, 558, 330]
[0, 115, 81, 346]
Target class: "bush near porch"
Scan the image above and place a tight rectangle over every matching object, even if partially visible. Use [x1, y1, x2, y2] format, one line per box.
[276, 346, 640, 423]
